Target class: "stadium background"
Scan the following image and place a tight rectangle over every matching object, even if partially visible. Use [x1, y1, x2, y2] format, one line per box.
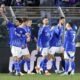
[0, 6, 80, 73]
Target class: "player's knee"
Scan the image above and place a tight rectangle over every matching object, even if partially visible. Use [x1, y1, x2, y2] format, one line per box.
[24, 54, 31, 59]
[64, 58, 69, 61]
[61, 53, 64, 59]
[27, 54, 31, 59]
[48, 54, 53, 60]
[70, 58, 74, 62]
[14, 56, 20, 61]
[42, 55, 47, 58]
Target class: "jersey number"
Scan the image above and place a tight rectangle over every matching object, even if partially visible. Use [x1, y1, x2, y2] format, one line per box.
[73, 34, 75, 42]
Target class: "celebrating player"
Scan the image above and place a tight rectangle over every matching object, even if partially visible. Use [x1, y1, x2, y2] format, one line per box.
[0, 8, 26, 76]
[17, 18, 34, 74]
[36, 17, 51, 75]
[62, 22, 76, 75]
[49, 17, 65, 73]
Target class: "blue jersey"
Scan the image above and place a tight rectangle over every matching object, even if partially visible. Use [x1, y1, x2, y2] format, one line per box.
[7, 21, 16, 45]
[49, 25, 64, 47]
[7, 21, 27, 48]
[25, 26, 35, 40]
[37, 25, 51, 48]
[23, 26, 31, 35]
[15, 27, 27, 48]
[37, 27, 42, 48]
[37, 34, 42, 48]
[64, 29, 76, 52]
[23, 26, 31, 42]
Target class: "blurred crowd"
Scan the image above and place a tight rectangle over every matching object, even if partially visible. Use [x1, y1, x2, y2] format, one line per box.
[0, 0, 80, 7]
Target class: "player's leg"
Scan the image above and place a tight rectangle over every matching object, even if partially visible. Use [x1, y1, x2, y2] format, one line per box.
[68, 60, 72, 72]
[30, 50, 38, 73]
[9, 46, 15, 74]
[48, 47, 56, 72]
[55, 56, 62, 73]
[35, 47, 44, 74]
[70, 59, 75, 75]
[35, 57, 44, 74]
[47, 59, 53, 71]
[40, 48, 51, 75]
[22, 48, 34, 74]
[61, 51, 69, 75]
[23, 62, 28, 72]
[11, 46, 22, 76]
[55, 47, 64, 73]
[23, 53, 30, 74]
[61, 53, 65, 72]
[69, 52, 75, 75]
[9, 56, 15, 74]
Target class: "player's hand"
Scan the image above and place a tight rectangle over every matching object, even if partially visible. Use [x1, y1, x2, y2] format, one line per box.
[26, 33, 30, 42]
[1, 4, 6, 13]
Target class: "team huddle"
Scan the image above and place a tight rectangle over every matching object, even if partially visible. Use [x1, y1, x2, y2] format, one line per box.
[0, 8, 76, 76]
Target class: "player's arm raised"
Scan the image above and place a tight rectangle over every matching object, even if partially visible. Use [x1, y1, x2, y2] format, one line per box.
[0, 7, 16, 29]
[0, 7, 9, 22]
[9, 6, 16, 23]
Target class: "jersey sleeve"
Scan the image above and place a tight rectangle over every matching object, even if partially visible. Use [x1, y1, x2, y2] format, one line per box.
[54, 26, 64, 36]
[24, 27, 31, 37]
[38, 27, 44, 38]
[28, 28, 31, 35]
[64, 31, 68, 49]
[54, 27, 60, 36]
[37, 27, 44, 47]
[49, 30, 54, 40]
[7, 21, 14, 29]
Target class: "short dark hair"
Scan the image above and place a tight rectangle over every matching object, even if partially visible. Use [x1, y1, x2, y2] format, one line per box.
[22, 18, 32, 22]
[42, 16, 48, 20]
[16, 18, 23, 23]
[67, 22, 73, 28]
[59, 16, 65, 20]
[27, 18, 32, 22]
[22, 18, 28, 22]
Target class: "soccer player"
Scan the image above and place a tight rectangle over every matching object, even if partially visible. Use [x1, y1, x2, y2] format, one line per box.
[17, 18, 34, 74]
[62, 22, 76, 75]
[22, 18, 32, 35]
[36, 17, 51, 75]
[49, 17, 65, 73]
[0, 8, 26, 76]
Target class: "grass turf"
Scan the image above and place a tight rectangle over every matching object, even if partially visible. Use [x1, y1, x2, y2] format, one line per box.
[0, 73, 80, 80]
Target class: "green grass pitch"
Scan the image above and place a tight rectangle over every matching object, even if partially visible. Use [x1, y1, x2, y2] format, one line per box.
[0, 73, 80, 80]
